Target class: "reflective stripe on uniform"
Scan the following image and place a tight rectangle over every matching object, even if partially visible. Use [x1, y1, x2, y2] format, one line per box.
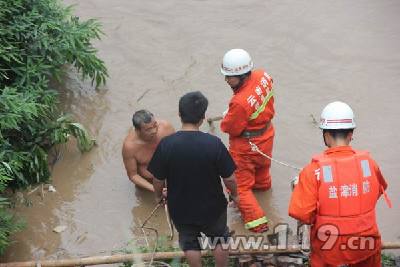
[244, 216, 269, 229]
[249, 89, 274, 120]
[322, 165, 333, 183]
[361, 160, 371, 177]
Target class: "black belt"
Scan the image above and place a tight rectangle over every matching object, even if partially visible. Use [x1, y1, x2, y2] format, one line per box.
[241, 122, 271, 138]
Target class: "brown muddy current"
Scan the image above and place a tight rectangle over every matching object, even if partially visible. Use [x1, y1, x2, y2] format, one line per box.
[2, 0, 400, 264]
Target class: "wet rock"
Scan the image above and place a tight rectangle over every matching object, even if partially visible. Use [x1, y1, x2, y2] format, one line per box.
[53, 225, 67, 233]
[48, 185, 56, 192]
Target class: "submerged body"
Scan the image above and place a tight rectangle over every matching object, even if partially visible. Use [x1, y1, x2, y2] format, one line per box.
[122, 117, 174, 192]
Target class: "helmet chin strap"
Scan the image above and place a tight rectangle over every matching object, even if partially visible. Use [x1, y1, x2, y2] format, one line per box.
[323, 134, 329, 147]
[231, 74, 249, 91]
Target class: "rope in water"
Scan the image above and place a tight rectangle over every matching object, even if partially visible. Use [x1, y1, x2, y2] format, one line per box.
[139, 201, 177, 266]
[140, 202, 162, 267]
[140, 199, 174, 267]
[248, 141, 302, 171]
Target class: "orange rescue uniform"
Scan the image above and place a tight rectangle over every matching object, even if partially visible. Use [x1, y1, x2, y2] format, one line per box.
[289, 146, 388, 267]
[221, 69, 274, 231]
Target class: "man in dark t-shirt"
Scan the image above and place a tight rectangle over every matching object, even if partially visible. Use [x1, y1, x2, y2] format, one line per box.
[148, 91, 238, 267]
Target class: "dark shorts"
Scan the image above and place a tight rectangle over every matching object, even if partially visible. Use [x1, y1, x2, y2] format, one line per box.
[174, 211, 230, 251]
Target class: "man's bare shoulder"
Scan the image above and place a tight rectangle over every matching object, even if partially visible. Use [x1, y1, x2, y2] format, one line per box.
[157, 119, 175, 137]
[122, 130, 140, 156]
[157, 119, 173, 128]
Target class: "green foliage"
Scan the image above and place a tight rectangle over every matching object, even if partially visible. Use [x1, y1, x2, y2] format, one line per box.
[382, 253, 397, 267]
[0, 0, 107, 254]
[0, 0, 107, 88]
[0, 206, 24, 255]
[0, 158, 24, 255]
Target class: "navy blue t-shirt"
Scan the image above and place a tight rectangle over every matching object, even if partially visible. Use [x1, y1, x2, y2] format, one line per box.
[148, 131, 236, 225]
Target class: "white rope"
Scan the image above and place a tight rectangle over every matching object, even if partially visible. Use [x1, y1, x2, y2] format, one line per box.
[248, 141, 302, 171]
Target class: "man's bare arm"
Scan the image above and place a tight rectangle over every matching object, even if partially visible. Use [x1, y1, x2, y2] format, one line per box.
[158, 120, 175, 137]
[223, 174, 239, 204]
[153, 177, 166, 203]
[122, 143, 154, 192]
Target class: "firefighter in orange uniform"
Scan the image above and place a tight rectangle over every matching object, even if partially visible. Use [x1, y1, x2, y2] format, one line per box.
[220, 49, 274, 233]
[289, 101, 390, 267]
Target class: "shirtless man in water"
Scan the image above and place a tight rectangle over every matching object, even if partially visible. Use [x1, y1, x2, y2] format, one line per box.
[122, 110, 175, 192]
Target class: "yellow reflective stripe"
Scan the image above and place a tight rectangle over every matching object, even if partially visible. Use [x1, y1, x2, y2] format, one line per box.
[249, 89, 274, 120]
[245, 216, 269, 229]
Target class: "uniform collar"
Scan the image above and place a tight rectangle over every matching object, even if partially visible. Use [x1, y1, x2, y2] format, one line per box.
[324, 145, 354, 155]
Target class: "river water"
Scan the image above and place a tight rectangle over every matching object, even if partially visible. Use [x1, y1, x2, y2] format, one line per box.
[3, 0, 400, 263]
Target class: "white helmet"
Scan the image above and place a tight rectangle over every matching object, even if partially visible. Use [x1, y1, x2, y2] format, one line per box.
[220, 49, 254, 76]
[319, 101, 356, 130]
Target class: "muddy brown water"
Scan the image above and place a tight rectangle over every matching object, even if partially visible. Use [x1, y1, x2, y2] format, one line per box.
[2, 0, 400, 264]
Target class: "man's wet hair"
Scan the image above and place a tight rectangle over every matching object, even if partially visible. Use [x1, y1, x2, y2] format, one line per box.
[179, 91, 208, 124]
[323, 129, 354, 139]
[132, 109, 154, 129]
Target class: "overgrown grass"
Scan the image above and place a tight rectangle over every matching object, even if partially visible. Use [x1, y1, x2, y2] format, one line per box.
[0, 0, 107, 254]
